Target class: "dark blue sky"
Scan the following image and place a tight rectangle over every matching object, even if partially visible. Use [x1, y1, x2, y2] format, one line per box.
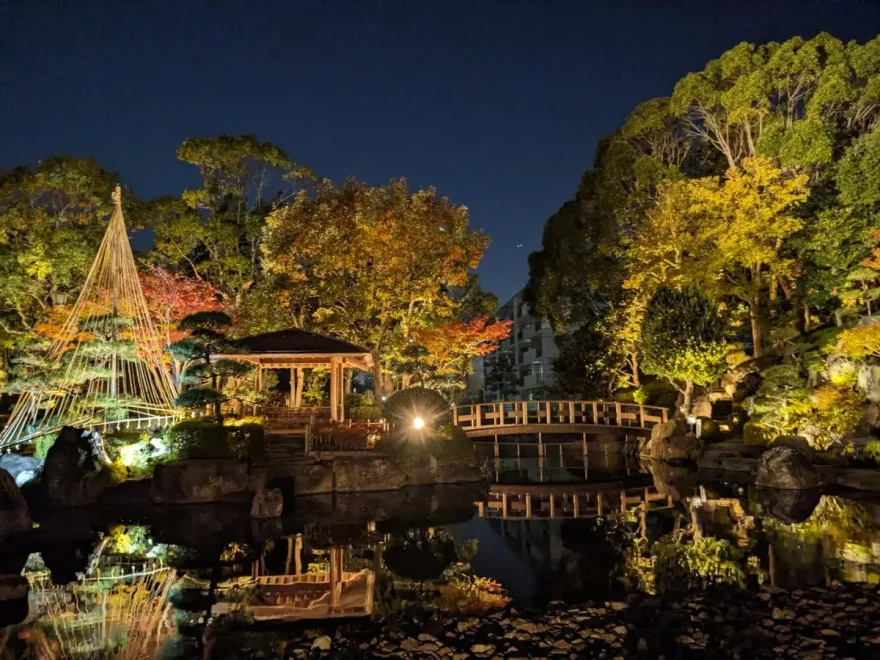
[3, 1, 880, 302]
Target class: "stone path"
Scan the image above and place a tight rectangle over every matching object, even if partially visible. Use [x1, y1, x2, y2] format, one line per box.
[229, 583, 880, 659]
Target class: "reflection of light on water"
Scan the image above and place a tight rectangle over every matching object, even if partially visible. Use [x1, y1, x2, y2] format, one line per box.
[23, 548, 177, 659]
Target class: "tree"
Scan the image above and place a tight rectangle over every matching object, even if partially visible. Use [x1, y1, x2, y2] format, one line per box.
[141, 266, 227, 385]
[640, 287, 729, 416]
[168, 312, 250, 421]
[411, 315, 512, 398]
[484, 352, 518, 401]
[147, 135, 314, 304]
[262, 178, 490, 399]
[0, 158, 124, 379]
[690, 157, 809, 356]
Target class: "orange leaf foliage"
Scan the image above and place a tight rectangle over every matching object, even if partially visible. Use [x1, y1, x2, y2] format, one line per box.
[413, 315, 512, 375]
[142, 266, 226, 345]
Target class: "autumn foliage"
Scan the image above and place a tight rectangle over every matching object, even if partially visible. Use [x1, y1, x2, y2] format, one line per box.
[413, 315, 512, 381]
[141, 266, 226, 347]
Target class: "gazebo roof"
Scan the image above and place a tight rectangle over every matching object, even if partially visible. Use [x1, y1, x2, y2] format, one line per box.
[231, 328, 369, 356]
[218, 328, 373, 371]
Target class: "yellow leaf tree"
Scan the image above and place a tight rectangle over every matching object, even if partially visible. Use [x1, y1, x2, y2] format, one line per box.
[689, 157, 809, 356]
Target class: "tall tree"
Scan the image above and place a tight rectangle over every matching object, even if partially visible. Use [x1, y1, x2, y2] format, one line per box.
[147, 135, 315, 304]
[690, 157, 809, 356]
[262, 178, 490, 398]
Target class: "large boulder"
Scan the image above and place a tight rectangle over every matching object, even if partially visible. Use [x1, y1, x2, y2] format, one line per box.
[43, 426, 109, 506]
[754, 486, 821, 524]
[150, 458, 250, 504]
[0, 469, 30, 537]
[754, 446, 820, 490]
[858, 364, 880, 404]
[770, 435, 815, 460]
[647, 418, 701, 462]
[691, 395, 712, 419]
[0, 455, 42, 487]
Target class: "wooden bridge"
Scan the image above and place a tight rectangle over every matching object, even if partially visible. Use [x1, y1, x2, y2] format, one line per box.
[452, 400, 668, 438]
[477, 481, 674, 527]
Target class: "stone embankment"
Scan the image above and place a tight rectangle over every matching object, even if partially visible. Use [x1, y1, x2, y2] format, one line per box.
[226, 584, 880, 659]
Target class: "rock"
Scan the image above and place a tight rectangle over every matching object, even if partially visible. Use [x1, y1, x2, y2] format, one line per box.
[333, 456, 407, 492]
[150, 458, 250, 504]
[857, 402, 880, 435]
[755, 447, 820, 490]
[0, 455, 42, 487]
[312, 635, 332, 651]
[858, 364, 880, 403]
[691, 395, 712, 419]
[471, 643, 495, 654]
[0, 574, 28, 626]
[290, 461, 335, 495]
[250, 487, 283, 518]
[653, 433, 701, 462]
[770, 435, 815, 460]
[432, 463, 483, 485]
[0, 470, 30, 537]
[650, 460, 698, 501]
[43, 426, 110, 506]
[755, 486, 821, 524]
[822, 468, 880, 492]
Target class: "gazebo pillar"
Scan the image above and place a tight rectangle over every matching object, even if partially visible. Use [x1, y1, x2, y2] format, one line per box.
[330, 356, 340, 421]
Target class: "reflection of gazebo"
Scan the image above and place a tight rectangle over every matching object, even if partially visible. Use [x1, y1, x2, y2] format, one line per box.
[216, 329, 373, 421]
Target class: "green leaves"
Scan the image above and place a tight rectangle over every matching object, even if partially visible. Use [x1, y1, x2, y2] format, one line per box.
[640, 287, 729, 394]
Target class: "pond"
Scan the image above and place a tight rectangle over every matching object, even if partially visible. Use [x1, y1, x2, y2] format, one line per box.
[3, 440, 880, 658]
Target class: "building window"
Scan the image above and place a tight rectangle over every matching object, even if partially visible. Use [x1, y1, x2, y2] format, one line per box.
[517, 302, 525, 318]
[534, 320, 542, 332]
[532, 361, 544, 384]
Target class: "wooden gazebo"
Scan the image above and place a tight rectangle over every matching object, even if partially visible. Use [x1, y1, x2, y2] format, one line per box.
[216, 329, 373, 421]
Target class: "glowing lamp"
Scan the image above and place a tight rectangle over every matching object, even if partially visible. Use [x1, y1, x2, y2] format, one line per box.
[412, 416, 426, 430]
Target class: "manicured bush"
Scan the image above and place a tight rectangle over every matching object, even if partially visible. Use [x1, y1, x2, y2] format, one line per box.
[383, 387, 451, 429]
[699, 418, 724, 442]
[427, 424, 477, 468]
[163, 420, 252, 459]
[614, 387, 637, 403]
[351, 405, 382, 421]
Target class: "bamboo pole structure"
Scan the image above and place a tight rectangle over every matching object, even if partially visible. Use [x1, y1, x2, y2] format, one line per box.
[0, 186, 177, 449]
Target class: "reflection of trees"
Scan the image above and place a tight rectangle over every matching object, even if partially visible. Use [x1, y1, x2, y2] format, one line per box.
[763, 496, 880, 584]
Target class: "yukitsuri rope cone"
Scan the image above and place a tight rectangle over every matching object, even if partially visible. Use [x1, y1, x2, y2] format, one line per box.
[0, 186, 178, 449]
[25, 561, 177, 659]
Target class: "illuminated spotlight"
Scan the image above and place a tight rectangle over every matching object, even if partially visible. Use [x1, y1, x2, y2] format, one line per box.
[412, 416, 426, 430]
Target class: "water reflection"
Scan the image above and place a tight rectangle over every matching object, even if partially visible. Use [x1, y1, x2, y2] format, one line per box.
[2, 447, 880, 657]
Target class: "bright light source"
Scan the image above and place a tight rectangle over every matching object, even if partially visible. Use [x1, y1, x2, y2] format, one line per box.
[686, 416, 697, 425]
[412, 416, 425, 430]
[381, 395, 387, 402]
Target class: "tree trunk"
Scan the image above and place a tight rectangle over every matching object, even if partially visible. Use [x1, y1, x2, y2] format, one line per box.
[681, 379, 694, 417]
[630, 349, 640, 387]
[372, 359, 385, 401]
[749, 298, 763, 357]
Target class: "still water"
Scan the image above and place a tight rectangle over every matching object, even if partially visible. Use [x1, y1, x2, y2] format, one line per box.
[2, 437, 880, 657]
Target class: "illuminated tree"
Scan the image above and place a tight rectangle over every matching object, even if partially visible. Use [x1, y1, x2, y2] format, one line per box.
[262, 178, 490, 399]
[169, 312, 250, 421]
[142, 265, 226, 384]
[690, 157, 809, 356]
[640, 287, 729, 416]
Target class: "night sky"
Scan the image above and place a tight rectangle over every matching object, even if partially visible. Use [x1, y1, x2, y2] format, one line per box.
[3, 1, 880, 302]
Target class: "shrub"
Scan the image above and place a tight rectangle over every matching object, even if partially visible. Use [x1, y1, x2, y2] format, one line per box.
[427, 424, 477, 468]
[614, 387, 637, 403]
[633, 380, 676, 406]
[743, 421, 771, 446]
[862, 441, 880, 465]
[164, 420, 240, 459]
[34, 434, 56, 460]
[351, 405, 382, 421]
[383, 387, 451, 429]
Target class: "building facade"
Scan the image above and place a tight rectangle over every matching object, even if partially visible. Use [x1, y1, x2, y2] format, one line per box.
[476, 288, 562, 401]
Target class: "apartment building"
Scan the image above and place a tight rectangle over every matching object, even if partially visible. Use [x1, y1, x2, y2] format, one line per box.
[478, 288, 561, 400]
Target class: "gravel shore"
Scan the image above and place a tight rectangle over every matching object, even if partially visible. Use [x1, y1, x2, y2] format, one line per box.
[223, 583, 880, 659]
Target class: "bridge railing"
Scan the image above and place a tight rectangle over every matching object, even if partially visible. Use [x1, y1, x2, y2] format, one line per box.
[452, 400, 668, 431]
